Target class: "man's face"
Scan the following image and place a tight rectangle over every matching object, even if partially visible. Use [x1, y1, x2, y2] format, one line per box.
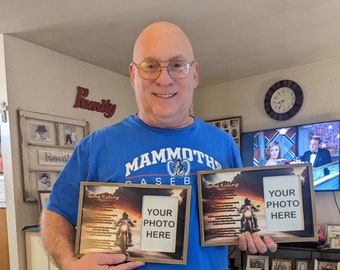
[309, 139, 319, 152]
[130, 23, 199, 128]
[38, 131, 47, 139]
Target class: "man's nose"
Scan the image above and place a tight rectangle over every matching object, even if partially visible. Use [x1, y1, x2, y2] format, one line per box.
[156, 66, 173, 82]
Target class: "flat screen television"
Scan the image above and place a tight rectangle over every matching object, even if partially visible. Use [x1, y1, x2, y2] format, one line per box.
[241, 119, 339, 192]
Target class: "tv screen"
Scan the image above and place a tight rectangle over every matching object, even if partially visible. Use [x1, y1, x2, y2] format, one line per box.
[241, 120, 339, 192]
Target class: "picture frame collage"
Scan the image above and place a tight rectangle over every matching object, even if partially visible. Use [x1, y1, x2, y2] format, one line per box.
[206, 116, 241, 149]
[246, 255, 340, 270]
[18, 109, 89, 204]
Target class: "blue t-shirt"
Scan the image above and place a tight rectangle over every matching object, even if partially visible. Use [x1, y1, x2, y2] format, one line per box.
[46, 115, 243, 270]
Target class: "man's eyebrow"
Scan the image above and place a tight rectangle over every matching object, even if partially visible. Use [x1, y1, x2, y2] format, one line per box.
[141, 57, 157, 62]
[141, 55, 187, 62]
[168, 55, 187, 61]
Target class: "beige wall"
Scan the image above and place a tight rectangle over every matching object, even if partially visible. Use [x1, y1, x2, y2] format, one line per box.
[194, 57, 340, 232]
[194, 58, 340, 132]
[2, 34, 340, 269]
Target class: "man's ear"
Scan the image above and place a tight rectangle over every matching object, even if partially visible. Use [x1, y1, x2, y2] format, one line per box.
[129, 63, 135, 89]
[192, 61, 199, 88]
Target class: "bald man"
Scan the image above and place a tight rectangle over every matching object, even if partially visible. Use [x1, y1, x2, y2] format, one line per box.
[41, 21, 276, 270]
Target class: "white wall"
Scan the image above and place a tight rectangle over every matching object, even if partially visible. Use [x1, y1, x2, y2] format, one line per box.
[194, 57, 340, 231]
[1, 35, 138, 270]
[194, 58, 340, 132]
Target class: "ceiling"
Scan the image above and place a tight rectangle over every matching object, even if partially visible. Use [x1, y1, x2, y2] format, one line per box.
[1, 0, 340, 88]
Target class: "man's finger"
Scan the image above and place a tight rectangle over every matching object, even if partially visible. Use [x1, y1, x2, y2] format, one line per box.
[244, 232, 258, 254]
[263, 235, 277, 252]
[238, 233, 247, 251]
[252, 233, 268, 254]
[111, 261, 145, 270]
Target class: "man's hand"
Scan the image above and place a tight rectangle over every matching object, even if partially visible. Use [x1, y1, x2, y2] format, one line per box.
[239, 232, 277, 254]
[40, 210, 145, 270]
[63, 253, 145, 270]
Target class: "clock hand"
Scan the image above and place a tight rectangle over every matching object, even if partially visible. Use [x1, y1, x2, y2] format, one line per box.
[279, 99, 285, 110]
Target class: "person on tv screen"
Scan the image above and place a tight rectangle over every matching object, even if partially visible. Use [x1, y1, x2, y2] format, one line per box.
[301, 137, 332, 167]
[263, 141, 282, 166]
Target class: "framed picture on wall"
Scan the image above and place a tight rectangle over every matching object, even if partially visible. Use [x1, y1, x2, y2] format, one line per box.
[246, 255, 269, 270]
[38, 191, 51, 212]
[295, 259, 309, 270]
[29, 121, 56, 145]
[330, 236, 340, 249]
[18, 109, 89, 202]
[326, 224, 340, 245]
[314, 259, 339, 270]
[271, 259, 292, 270]
[59, 123, 86, 147]
[206, 116, 241, 149]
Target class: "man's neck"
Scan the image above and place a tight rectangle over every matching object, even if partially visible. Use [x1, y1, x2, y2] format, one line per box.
[137, 113, 194, 129]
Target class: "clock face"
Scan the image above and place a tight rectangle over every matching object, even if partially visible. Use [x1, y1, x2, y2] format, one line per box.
[264, 80, 303, 121]
[270, 87, 296, 113]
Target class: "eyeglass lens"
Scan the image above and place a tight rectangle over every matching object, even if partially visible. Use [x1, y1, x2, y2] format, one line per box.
[137, 60, 192, 79]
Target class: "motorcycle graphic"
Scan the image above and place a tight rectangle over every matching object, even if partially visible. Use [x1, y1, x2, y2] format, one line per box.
[115, 212, 136, 253]
[239, 199, 260, 234]
[116, 219, 129, 253]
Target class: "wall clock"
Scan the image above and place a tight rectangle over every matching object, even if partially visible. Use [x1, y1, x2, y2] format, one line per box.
[264, 79, 303, 121]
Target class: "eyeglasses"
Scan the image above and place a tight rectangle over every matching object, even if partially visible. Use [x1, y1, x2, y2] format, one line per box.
[133, 60, 194, 80]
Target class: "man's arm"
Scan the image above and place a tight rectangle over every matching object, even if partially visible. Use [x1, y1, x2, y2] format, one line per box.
[300, 151, 308, 162]
[40, 209, 77, 269]
[40, 209, 145, 270]
[323, 148, 332, 164]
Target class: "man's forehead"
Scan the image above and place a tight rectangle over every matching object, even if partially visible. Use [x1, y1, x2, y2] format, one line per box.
[133, 22, 194, 62]
[134, 41, 192, 61]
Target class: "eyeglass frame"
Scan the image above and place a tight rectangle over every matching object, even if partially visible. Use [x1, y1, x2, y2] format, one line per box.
[132, 59, 195, 80]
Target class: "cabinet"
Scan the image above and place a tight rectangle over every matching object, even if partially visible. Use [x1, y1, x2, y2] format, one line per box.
[25, 231, 58, 270]
[0, 208, 10, 270]
[238, 243, 340, 269]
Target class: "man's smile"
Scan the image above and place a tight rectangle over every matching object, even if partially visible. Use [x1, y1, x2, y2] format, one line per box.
[153, 93, 177, 99]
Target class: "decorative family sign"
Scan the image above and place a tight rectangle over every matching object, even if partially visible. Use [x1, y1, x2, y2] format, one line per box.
[74, 86, 117, 118]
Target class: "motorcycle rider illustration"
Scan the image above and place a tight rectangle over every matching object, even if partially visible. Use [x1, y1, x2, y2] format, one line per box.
[239, 198, 260, 233]
[115, 212, 136, 250]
